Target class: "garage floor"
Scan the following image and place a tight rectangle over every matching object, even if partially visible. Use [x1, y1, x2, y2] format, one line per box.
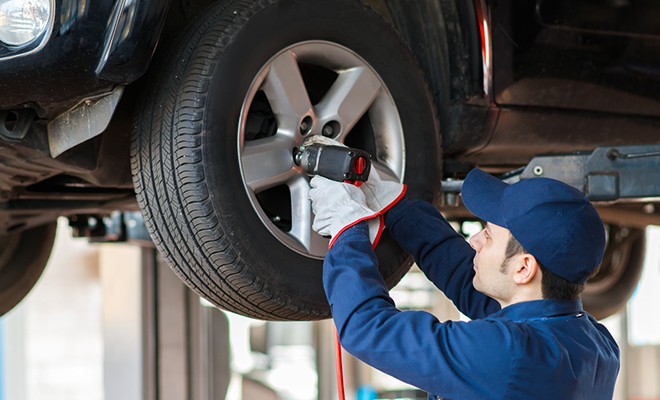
[0, 220, 659, 400]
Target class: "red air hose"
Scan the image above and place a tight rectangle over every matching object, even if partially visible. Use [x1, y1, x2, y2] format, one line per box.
[335, 327, 346, 400]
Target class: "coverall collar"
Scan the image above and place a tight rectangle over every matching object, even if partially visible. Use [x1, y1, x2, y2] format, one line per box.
[489, 298, 584, 321]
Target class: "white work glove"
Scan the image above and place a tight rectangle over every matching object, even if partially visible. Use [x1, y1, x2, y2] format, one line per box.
[309, 176, 383, 248]
[361, 166, 407, 214]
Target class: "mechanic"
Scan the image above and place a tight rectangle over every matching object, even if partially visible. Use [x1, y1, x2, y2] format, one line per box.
[309, 167, 620, 399]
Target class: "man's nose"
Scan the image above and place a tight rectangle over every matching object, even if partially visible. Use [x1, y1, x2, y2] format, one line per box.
[469, 230, 484, 251]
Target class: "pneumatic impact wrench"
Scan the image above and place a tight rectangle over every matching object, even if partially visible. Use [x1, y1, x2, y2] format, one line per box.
[294, 144, 372, 185]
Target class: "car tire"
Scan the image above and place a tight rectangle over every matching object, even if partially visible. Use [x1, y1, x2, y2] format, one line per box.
[0, 223, 57, 316]
[131, 0, 441, 320]
[583, 225, 646, 320]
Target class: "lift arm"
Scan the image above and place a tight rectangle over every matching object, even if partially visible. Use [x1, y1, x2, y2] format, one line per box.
[442, 144, 660, 203]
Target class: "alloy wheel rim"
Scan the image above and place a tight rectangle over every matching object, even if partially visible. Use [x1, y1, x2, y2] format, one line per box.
[238, 41, 405, 258]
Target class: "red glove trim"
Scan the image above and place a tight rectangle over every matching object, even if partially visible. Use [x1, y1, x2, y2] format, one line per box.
[328, 213, 380, 249]
[371, 214, 385, 249]
[326, 184, 405, 250]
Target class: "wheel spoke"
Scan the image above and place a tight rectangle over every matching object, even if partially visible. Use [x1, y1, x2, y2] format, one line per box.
[261, 51, 314, 133]
[242, 135, 298, 192]
[372, 160, 401, 182]
[315, 66, 382, 141]
[288, 175, 329, 255]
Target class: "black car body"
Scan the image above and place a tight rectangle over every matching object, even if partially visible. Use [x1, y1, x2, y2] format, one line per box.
[0, 0, 657, 319]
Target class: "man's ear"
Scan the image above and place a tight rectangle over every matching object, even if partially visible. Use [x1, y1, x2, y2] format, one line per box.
[513, 254, 540, 285]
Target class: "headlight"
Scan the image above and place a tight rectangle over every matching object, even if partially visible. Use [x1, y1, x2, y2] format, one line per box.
[0, 0, 52, 47]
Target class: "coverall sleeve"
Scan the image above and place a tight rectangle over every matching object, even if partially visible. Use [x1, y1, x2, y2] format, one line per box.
[384, 199, 499, 319]
[324, 223, 514, 398]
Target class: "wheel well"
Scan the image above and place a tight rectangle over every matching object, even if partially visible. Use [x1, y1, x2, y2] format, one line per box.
[369, 0, 483, 104]
[363, 0, 490, 161]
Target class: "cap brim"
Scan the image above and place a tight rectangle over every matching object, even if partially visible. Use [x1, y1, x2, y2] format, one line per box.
[461, 168, 508, 227]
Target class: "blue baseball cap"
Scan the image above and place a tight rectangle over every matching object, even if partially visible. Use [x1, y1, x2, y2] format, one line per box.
[461, 168, 606, 284]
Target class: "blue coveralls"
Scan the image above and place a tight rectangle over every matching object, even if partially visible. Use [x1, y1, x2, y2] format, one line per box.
[324, 199, 620, 400]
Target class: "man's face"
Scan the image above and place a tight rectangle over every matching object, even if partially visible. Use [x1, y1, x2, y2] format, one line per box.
[468, 222, 515, 304]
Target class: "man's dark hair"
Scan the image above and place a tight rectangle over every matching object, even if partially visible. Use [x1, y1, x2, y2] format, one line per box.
[504, 234, 585, 301]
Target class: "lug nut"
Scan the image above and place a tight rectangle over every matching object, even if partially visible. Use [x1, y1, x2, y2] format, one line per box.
[300, 116, 312, 135]
[322, 121, 340, 137]
[292, 147, 303, 165]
